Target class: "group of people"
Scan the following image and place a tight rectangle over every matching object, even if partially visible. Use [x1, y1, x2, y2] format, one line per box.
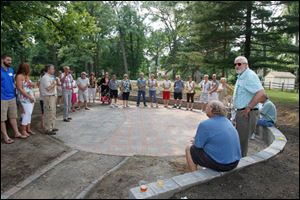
[1, 54, 278, 175]
[185, 56, 277, 172]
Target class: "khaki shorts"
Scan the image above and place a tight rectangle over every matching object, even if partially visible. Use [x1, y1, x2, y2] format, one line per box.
[1, 98, 18, 121]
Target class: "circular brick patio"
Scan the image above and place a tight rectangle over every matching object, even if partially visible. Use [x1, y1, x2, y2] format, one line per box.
[54, 104, 208, 156]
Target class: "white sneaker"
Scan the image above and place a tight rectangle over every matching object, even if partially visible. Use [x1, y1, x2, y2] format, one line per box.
[110, 104, 115, 108]
[114, 104, 119, 108]
[250, 133, 255, 140]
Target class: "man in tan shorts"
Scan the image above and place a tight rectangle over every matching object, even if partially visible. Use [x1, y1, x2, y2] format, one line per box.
[1, 55, 27, 144]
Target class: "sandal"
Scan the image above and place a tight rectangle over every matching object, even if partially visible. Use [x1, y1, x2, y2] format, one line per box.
[27, 130, 36, 135]
[4, 138, 14, 144]
[15, 134, 28, 139]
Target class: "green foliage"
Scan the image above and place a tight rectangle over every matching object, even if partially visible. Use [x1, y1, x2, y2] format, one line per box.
[1, 1, 298, 81]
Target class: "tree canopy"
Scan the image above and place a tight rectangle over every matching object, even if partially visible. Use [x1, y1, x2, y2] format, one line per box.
[1, 1, 298, 81]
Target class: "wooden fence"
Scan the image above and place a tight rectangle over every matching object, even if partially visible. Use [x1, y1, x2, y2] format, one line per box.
[262, 81, 299, 92]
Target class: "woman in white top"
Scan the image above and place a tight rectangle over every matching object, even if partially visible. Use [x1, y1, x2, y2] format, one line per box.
[186, 76, 195, 111]
[148, 74, 158, 108]
[217, 77, 234, 106]
[199, 74, 211, 112]
[162, 74, 172, 108]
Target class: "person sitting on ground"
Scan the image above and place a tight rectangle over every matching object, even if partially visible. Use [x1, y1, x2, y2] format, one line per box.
[109, 74, 119, 108]
[76, 72, 90, 111]
[148, 74, 159, 108]
[173, 75, 185, 109]
[186, 76, 195, 111]
[162, 74, 172, 108]
[199, 74, 211, 112]
[258, 95, 277, 127]
[185, 100, 241, 172]
[251, 95, 277, 139]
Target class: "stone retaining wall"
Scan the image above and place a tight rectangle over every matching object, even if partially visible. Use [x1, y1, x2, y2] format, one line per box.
[128, 126, 287, 199]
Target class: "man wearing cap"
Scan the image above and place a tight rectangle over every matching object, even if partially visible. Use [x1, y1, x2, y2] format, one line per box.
[60, 66, 74, 122]
[77, 72, 90, 110]
[232, 56, 266, 157]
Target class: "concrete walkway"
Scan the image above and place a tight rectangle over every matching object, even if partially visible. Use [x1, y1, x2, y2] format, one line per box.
[54, 103, 208, 156]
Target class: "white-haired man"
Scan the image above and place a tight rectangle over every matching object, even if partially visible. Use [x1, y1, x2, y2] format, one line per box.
[185, 100, 241, 172]
[232, 56, 266, 157]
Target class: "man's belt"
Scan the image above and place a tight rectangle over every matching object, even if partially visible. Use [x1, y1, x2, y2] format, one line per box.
[237, 107, 259, 111]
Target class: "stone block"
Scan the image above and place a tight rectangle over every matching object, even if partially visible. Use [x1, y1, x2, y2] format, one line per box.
[172, 173, 202, 191]
[129, 186, 156, 199]
[255, 150, 274, 160]
[149, 178, 181, 199]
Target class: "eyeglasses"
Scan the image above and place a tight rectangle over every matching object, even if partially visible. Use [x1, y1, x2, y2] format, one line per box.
[234, 63, 247, 66]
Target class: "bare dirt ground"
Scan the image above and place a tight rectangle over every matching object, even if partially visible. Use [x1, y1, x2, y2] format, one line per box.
[1, 99, 297, 199]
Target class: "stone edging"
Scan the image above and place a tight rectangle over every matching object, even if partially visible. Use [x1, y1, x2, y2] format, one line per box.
[128, 126, 287, 199]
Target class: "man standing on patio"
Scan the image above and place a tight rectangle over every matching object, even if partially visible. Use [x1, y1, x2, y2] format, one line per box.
[40, 64, 59, 135]
[60, 66, 73, 122]
[232, 56, 266, 157]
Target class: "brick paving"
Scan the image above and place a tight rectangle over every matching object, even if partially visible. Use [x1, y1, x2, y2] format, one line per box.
[54, 102, 207, 156]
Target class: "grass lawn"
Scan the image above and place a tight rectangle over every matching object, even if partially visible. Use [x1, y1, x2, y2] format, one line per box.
[266, 89, 299, 105]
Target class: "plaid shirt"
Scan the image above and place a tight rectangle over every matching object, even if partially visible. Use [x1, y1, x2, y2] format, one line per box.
[61, 73, 73, 90]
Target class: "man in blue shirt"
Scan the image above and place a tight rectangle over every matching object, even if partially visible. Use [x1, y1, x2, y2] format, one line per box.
[1, 55, 27, 144]
[185, 100, 241, 172]
[258, 95, 277, 127]
[232, 56, 266, 157]
[136, 72, 147, 107]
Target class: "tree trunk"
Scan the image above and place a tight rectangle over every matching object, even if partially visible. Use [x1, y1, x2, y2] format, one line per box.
[223, 21, 227, 77]
[130, 32, 134, 69]
[244, 1, 252, 63]
[296, 32, 299, 84]
[119, 27, 128, 74]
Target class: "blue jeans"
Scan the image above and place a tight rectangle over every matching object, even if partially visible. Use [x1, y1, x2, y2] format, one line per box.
[62, 89, 72, 119]
[149, 90, 157, 103]
[257, 119, 274, 127]
[137, 90, 147, 106]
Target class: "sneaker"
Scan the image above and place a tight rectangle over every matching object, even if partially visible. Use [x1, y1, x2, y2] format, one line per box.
[63, 119, 70, 122]
[85, 107, 90, 110]
[178, 105, 181, 109]
[173, 105, 177, 108]
[52, 128, 59, 132]
[110, 104, 115, 108]
[45, 131, 56, 135]
[67, 117, 72, 120]
[144, 104, 147, 107]
[186, 108, 189, 111]
[250, 133, 255, 140]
